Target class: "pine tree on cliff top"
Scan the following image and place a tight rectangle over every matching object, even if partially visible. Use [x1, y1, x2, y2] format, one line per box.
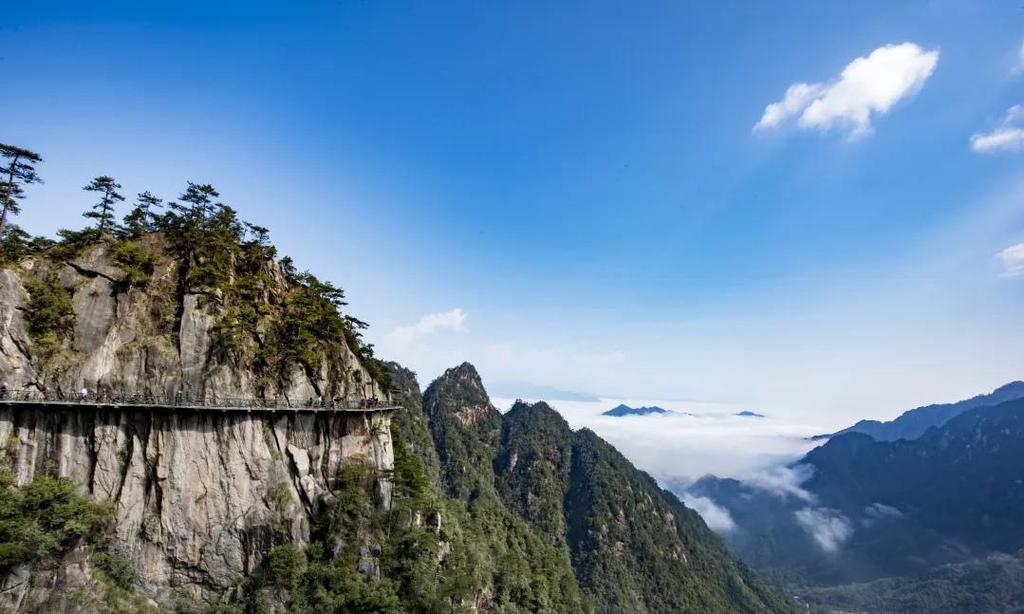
[0, 143, 43, 237]
[122, 190, 163, 237]
[170, 182, 220, 223]
[82, 176, 125, 239]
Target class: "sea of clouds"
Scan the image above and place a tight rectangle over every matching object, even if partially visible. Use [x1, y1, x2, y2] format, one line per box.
[490, 396, 904, 555]
[490, 396, 825, 484]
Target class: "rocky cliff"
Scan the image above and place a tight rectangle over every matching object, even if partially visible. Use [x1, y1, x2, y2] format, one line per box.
[0, 406, 392, 610]
[0, 236, 385, 403]
[0, 236, 394, 610]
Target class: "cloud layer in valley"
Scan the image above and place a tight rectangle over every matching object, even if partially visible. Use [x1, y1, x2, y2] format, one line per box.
[742, 464, 815, 502]
[794, 507, 854, 553]
[755, 42, 939, 139]
[492, 396, 822, 483]
[681, 494, 737, 533]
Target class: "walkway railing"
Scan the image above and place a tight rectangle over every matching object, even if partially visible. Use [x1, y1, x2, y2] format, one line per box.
[0, 390, 398, 413]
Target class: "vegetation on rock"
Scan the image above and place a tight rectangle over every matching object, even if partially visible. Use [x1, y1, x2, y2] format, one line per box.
[22, 271, 75, 359]
[0, 142, 391, 395]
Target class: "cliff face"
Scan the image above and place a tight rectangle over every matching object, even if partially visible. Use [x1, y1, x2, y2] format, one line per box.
[0, 238, 385, 403]
[0, 407, 392, 610]
[0, 238, 394, 609]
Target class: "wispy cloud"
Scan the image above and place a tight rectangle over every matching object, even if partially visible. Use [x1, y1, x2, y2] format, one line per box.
[795, 507, 853, 553]
[383, 308, 467, 352]
[681, 494, 737, 533]
[862, 502, 902, 527]
[743, 464, 815, 502]
[970, 106, 1024, 153]
[755, 43, 939, 139]
[997, 243, 1024, 278]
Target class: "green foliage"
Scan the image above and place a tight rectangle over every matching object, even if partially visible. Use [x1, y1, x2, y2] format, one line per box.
[82, 176, 126, 238]
[110, 240, 156, 287]
[23, 270, 75, 357]
[421, 365, 795, 614]
[1, 169, 391, 397]
[386, 363, 444, 488]
[0, 469, 115, 572]
[122, 191, 163, 238]
[266, 544, 306, 591]
[0, 143, 43, 233]
[93, 550, 138, 590]
[204, 605, 246, 614]
[270, 482, 294, 512]
[0, 224, 53, 265]
[50, 226, 100, 260]
[420, 365, 593, 613]
[391, 437, 429, 503]
[794, 552, 1024, 614]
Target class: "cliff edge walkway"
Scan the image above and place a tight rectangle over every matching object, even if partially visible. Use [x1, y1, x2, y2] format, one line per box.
[0, 390, 399, 414]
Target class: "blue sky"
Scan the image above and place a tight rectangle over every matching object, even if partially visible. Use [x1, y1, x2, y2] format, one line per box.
[4, 1, 1024, 424]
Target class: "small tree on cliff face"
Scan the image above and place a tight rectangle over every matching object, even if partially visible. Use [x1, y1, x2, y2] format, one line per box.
[0, 144, 43, 237]
[82, 176, 125, 239]
[122, 190, 163, 237]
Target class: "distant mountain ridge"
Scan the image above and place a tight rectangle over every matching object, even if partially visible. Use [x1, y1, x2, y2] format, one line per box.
[816, 380, 1024, 441]
[603, 403, 672, 416]
[688, 392, 1024, 612]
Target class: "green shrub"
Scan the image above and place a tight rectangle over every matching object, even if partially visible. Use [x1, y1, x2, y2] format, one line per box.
[0, 469, 114, 572]
[92, 550, 137, 590]
[110, 240, 156, 288]
[23, 271, 75, 356]
[266, 544, 305, 591]
[270, 482, 294, 512]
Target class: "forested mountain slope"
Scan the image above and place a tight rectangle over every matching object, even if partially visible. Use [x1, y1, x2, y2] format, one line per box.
[422, 363, 797, 614]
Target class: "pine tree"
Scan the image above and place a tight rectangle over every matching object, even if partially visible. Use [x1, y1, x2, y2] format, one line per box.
[82, 176, 125, 239]
[169, 182, 220, 224]
[0, 144, 43, 237]
[244, 222, 270, 246]
[122, 191, 163, 237]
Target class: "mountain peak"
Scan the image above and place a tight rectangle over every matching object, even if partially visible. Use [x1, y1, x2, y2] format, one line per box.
[602, 403, 671, 417]
[736, 410, 767, 418]
[422, 362, 498, 431]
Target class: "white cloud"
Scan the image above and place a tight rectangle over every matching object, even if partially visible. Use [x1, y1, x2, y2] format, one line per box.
[383, 308, 467, 351]
[862, 502, 903, 527]
[682, 494, 737, 533]
[795, 507, 853, 553]
[755, 43, 939, 139]
[864, 502, 902, 519]
[490, 395, 821, 483]
[970, 106, 1024, 153]
[755, 83, 824, 131]
[743, 464, 815, 502]
[997, 243, 1024, 278]
[1014, 40, 1024, 74]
